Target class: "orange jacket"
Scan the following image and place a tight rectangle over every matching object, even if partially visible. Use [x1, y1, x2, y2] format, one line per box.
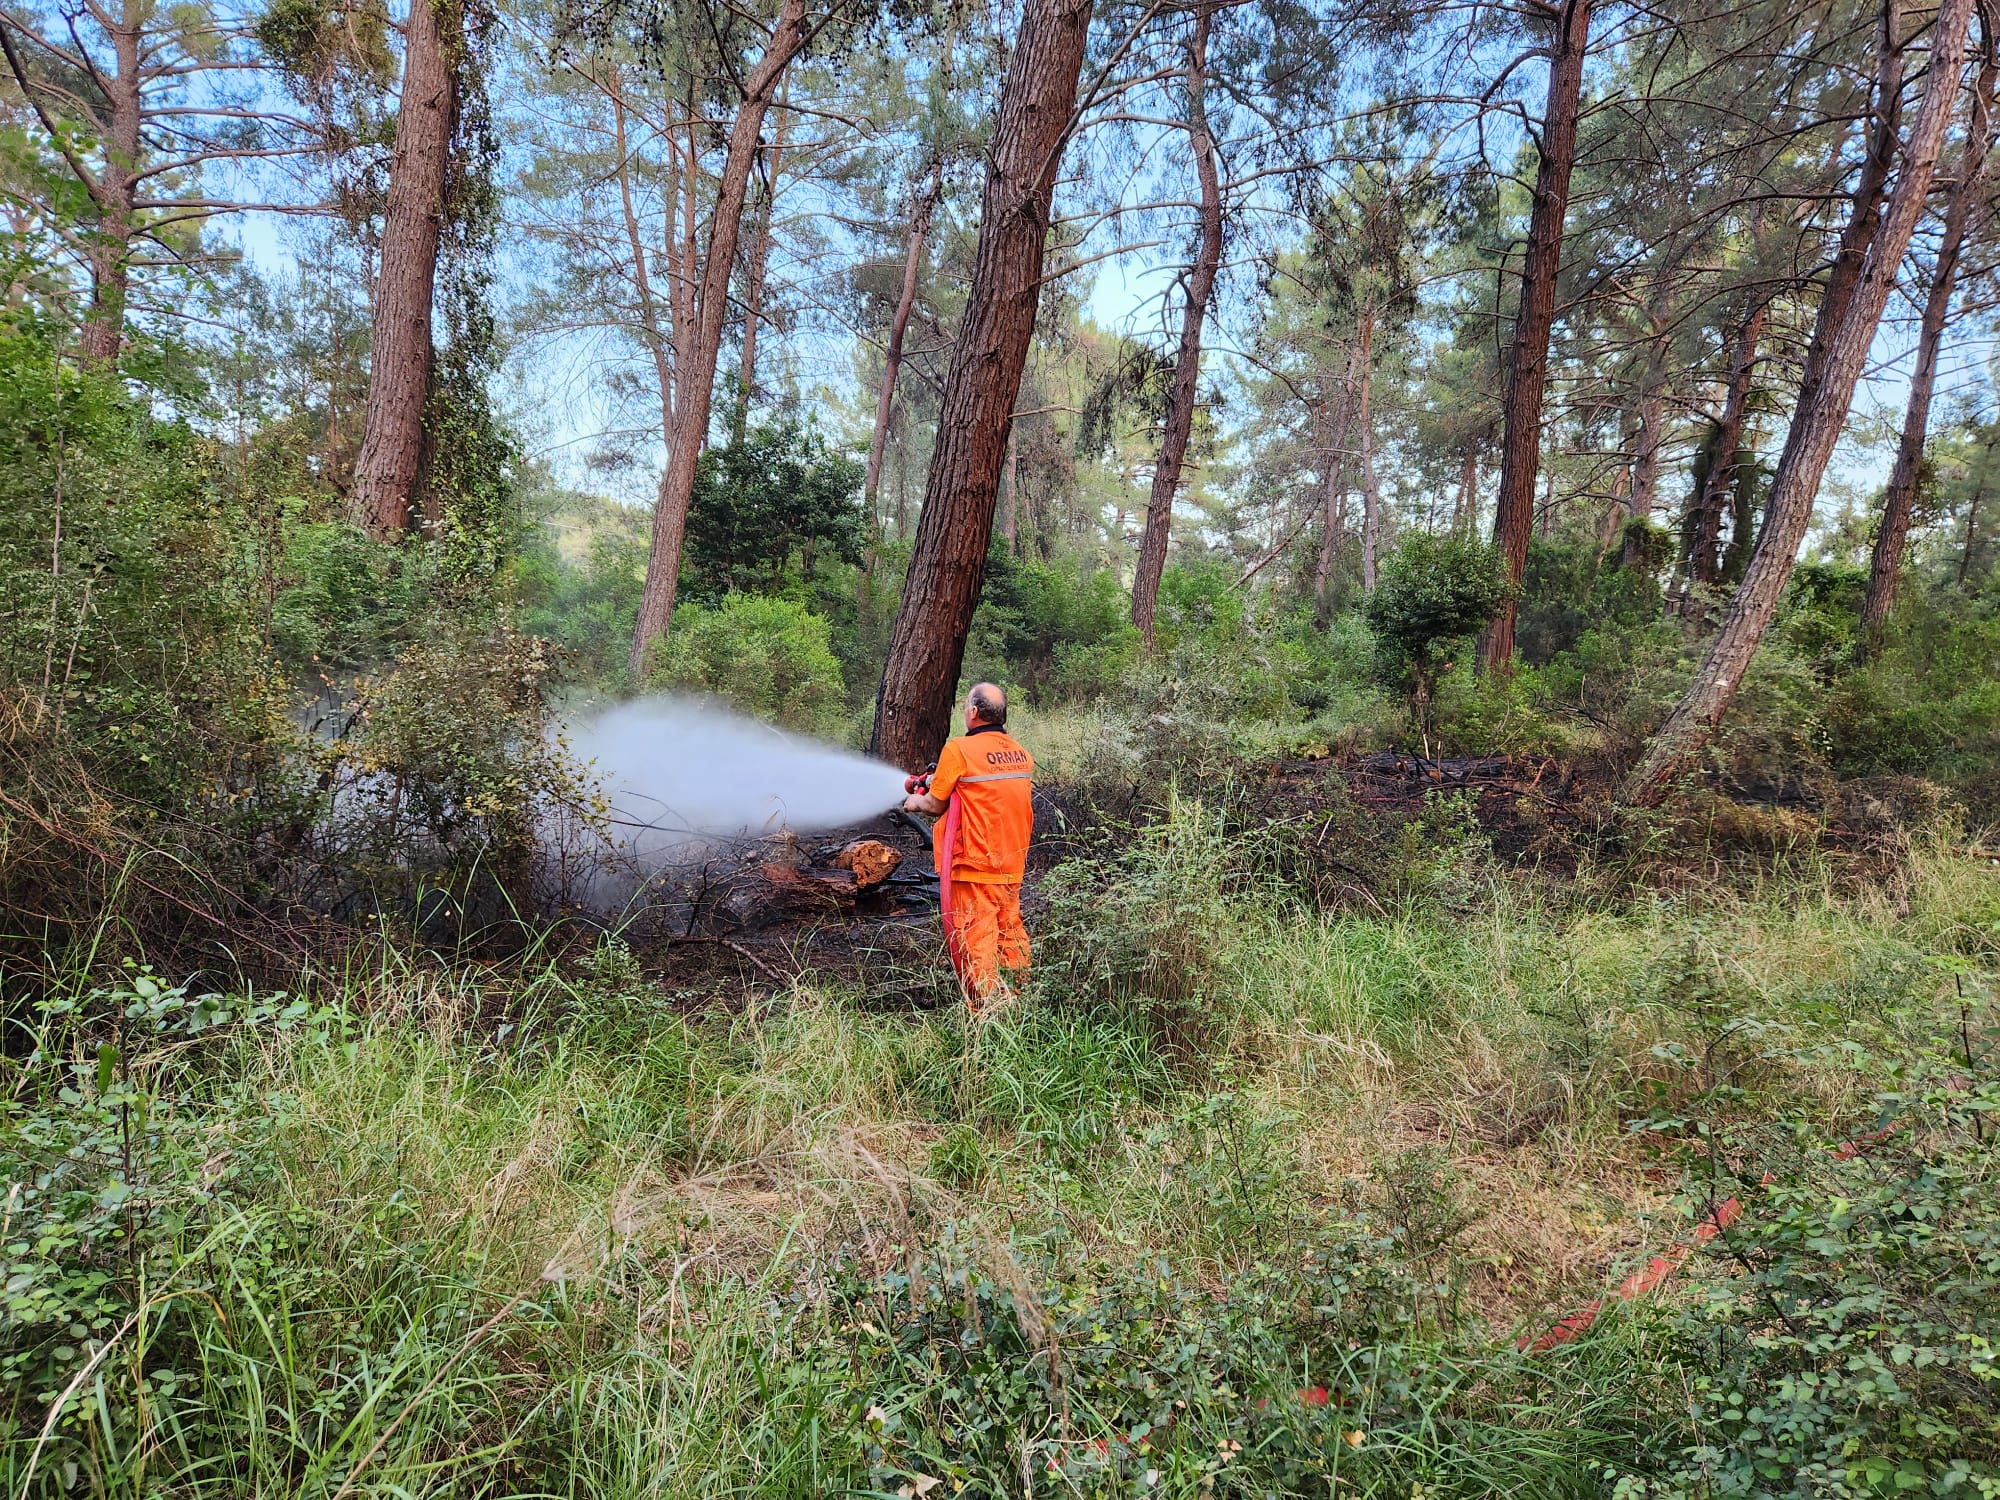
[930, 726, 1034, 885]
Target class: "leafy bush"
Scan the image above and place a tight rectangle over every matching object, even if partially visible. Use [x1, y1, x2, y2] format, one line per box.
[1035, 794, 1249, 1060]
[645, 593, 847, 737]
[681, 402, 865, 603]
[513, 499, 648, 687]
[0, 317, 295, 955]
[0, 968, 335, 1469]
[332, 619, 581, 918]
[1629, 1073, 2000, 1498]
[270, 515, 414, 666]
[1365, 534, 1514, 748]
[969, 543, 1139, 700]
[1827, 580, 2000, 819]
[1517, 536, 1665, 665]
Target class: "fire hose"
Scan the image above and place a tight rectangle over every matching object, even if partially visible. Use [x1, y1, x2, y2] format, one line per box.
[905, 763, 968, 987]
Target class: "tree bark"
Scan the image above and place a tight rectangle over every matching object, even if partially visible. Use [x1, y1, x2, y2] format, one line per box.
[1454, 444, 1480, 535]
[77, 1, 143, 364]
[1357, 309, 1382, 591]
[864, 165, 941, 514]
[1690, 297, 1769, 586]
[353, 0, 458, 539]
[737, 100, 788, 400]
[1131, 4, 1222, 644]
[1860, 40, 1995, 657]
[869, 0, 1094, 769]
[629, 0, 812, 678]
[1623, 0, 1974, 804]
[1480, 0, 1593, 675]
[1311, 346, 1361, 602]
[610, 81, 676, 446]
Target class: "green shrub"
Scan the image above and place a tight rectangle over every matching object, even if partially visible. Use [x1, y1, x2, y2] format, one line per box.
[645, 593, 847, 737]
[1630, 1073, 2000, 1498]
[1035, 794, 1248, 1060]
[1826, 581, 2000, 818]
[513, 495, 647, 687]
[1365, 534, 1515, 750]
[270, 515, 414, 666]
[681, 402, 865, 603]
[969, 544, 1140, 700]
[334, 618, 587, 921]
[1517, 536, 1664, 665]
[0, 317, 296, 954]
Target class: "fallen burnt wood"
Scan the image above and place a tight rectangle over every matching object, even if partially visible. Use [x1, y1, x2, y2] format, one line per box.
[830, 838, 903, 888]
[605, 814, 941, 942]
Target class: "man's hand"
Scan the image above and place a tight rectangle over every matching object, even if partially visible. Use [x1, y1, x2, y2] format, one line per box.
[903, 791, 946, 816]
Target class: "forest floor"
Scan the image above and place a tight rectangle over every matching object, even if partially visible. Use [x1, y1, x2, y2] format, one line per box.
[4, 748, 1998, 1496]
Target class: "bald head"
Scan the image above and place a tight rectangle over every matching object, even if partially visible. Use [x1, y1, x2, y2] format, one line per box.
[966, 682, 1008, 729]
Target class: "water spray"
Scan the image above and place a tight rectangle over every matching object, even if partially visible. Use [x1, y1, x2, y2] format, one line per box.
[561, 696, 909, 870]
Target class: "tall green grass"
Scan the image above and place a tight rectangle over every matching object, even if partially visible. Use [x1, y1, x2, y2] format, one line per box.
[2, 833, 1993, 1496]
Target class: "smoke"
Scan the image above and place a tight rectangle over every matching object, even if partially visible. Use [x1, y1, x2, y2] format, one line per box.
[562, 696, 908, 869]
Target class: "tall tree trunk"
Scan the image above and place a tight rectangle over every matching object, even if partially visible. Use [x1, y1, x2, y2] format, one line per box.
[1480, 0, 1593, 674]
[1624, 0, 1973, 804]
[1860, 40, 1995, 657]
[869, 0, 1094, 769]
[1690, 297, 1769, 585]
[864, 165, 940, 514]
[79, 1, 142, 365]
[1131, 4, 1223, 644]
[1621, 361, 1667, 571]
[629, 0, 811, 678]
[1311, 346, 1361, 602]
[737, 100, 788, 400]
[1357, 310, 1381, 591]
[1454, 444, 1480, 535]
[610, 82, 676, 446]
[353, 0, 458, 538]
[1000, 427, 1019, 550]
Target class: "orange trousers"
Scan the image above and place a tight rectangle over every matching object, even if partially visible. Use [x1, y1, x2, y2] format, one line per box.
[944, 880, 1030, 1003]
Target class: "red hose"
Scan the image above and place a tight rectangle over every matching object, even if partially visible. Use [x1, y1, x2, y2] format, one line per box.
[938, 795, 968, 989]
[1522, 1120, 1904, 1352]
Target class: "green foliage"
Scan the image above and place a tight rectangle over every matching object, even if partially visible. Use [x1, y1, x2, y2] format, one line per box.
[1827, 581, 2000, 819]
[3, 848, 1995, 1497]
[1366, 534, 1513, 745]
[1618, 517, 1674, 577]
[970, 542, 1139, 699]
[2, 969, 316, 1376]
[1517, 536, 1665, 665]
[1365, 533, 1512, 675]
[335, 619, 580, 912]
[1629, 1076, 2000, 1497]
[269, 515, 413, 666]
[514, 494, 647, 686]
[0, 316, 296, 948]
[797, 1234, 1439, 1498]
[682, 403, 865, 604]
[1035, 793, 1245, 1057]
[645, 593, 847, 736]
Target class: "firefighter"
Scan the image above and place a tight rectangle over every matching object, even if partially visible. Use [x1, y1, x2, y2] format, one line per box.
[902, 682, 1033, 1010]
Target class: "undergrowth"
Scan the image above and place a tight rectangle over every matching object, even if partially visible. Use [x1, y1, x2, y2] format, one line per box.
[2, 830, 1996, 1496]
